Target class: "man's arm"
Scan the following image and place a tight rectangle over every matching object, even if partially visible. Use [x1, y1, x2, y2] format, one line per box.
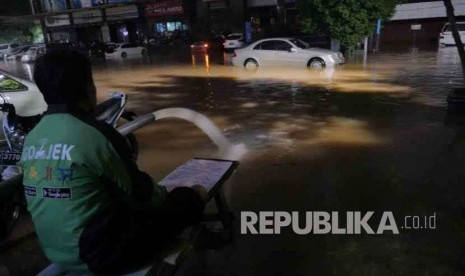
[85, 118, 166, 205]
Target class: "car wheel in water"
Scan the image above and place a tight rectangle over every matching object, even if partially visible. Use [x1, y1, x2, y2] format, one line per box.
[244, 59, 259, 70]
[121, 52, 128, 59]
[308, 58, 326, 70]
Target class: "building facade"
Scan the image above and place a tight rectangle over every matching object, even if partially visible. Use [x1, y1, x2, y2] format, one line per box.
[29, 0, 302, 45]
[30, 0, 145, 44]
[381, 0, 465, 50]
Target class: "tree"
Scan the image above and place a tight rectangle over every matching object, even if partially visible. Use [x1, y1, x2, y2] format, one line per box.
[297, 0, 402, 47]
[0, 24, 43, 44]
[443, 0, 465, 81]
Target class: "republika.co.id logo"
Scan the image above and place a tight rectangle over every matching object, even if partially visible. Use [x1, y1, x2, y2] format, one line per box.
[241, 211, 437, 235]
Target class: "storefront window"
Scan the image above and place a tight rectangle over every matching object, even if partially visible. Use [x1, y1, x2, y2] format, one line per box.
[154, 21, 188, 35]
[156, 23, 166, 33]
[167, 22, 176, 32]
[152, 21, 189, 45]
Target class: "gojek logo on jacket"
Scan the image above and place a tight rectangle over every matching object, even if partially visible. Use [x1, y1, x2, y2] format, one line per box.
[21, 138, 75, 161]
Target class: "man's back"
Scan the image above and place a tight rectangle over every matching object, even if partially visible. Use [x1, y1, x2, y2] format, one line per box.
[20, 50, 203, 275]
[20, 111, 133, 271]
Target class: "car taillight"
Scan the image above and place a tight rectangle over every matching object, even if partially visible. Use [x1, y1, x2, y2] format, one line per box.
[232, 51, 237, 58]
[204, 44, 208, 48]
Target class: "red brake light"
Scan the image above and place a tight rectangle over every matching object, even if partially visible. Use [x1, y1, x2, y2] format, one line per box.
[232, 51, 237, 58]
[190, 45, 194, 48]
[204, 44, 208, 48]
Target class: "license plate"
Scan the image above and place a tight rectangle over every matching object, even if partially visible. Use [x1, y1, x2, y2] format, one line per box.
[0, 151, 21, 165]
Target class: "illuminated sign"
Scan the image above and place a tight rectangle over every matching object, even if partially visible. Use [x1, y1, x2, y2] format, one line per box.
[145, 0, 184, 18]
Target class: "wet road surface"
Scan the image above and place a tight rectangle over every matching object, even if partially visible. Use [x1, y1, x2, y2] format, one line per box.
[1, 47, 465, 275]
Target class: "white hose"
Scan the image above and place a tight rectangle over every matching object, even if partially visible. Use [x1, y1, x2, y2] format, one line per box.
[151, 108, 247, 160]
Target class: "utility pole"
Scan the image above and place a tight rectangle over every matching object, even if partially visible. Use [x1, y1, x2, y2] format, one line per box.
[444, 0, 465, 81]
[363, 36, 368, 66]
[375, 19, 381, 53]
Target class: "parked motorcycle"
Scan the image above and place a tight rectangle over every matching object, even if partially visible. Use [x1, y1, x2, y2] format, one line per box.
[0, 92, 138, 240]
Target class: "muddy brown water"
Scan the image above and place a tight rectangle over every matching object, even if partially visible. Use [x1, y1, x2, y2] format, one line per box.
[1, 48, 465, 275]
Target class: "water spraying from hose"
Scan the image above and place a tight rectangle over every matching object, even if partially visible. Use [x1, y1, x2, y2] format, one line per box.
[118, 108, 247, 160]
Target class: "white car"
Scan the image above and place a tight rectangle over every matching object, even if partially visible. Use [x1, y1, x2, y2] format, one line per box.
[0, 70, 47, 120]
[223, 33, 244, 49]
[5, 45, 33, 62]
[21, 46, 46, 63]
[105, 43, 147, 59]
[232, 38, 345, 70]
[439, 22, 465, 47]
[0, 44, 20, 59]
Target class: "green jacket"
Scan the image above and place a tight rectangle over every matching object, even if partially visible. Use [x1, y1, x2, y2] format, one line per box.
[19, 108, 166, 272]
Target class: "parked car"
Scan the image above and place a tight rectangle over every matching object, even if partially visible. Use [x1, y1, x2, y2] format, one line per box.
[232, 37, 345, 70]
[0, 70, 47, 119]
[439, 22, 465, 47]
[0, 44, 20, 59]
[5, 45, 33, 62]
[223, 33, 244, 50]
[21, 46, 46, 63]
[105, 43, 147, 59]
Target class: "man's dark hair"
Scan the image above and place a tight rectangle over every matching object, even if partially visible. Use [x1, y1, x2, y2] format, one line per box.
[34, 50, 94, 110]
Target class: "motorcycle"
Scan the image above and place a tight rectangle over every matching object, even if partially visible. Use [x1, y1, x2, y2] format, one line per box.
[0, 92, 139, 240]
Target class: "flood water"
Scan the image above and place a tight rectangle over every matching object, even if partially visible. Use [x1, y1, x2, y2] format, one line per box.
[1, 47, 465, 275]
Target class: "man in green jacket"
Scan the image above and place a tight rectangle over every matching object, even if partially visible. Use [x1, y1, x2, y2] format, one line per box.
[20, 51, 206, 274]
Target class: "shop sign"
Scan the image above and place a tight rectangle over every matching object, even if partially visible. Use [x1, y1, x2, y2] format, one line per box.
[248, 0, 278, 7]
[245, 21, 252, 44]
[145, 0, 184, 18]
[411, 24, 421, 31]
[44, 0, 68, 12]
[106, 5, 139, 21]
[45, 14, 71, 27]
[73, 10, 102, 24]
